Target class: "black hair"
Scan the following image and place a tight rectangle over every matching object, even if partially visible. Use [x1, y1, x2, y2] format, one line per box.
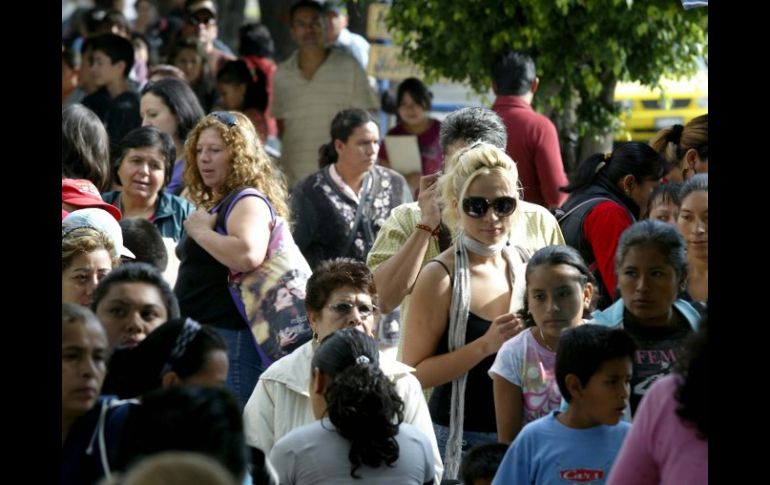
[83, 7, 109, 35]
[318, 109, 377, 167]
[114, 126, 176, 188]
[491, 51, 536, 96]
[105, 318, 227, 399]
[646, 182, 682, 220]
[290, 0, 324, 21]
[518, 245, 596, 327]
[238, 23, 274, 58]
[460, 442, 508, 485]
[674, 314, 708, 439]
[119, 218, 169, 271]
[305, 258, 377, 316]
[556, 324, 636, 402]
[312, 328, 403, 478]
[438, 107, 507, 155]
[116, 386, 248, 480]
[89, 33, 135, 78]
[679, 173, 708, 203]
[615, 219, 687, 280]
[396, 77, 432, 111]
[561, 141, 668, 194]
[141, 78, 206, 143]
[91, 262, 180, 319]
[216, 59, 268, 112]
[95, 9, 131, 36]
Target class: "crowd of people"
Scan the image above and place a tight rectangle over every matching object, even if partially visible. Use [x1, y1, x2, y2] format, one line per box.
[62, 1, 708, 483]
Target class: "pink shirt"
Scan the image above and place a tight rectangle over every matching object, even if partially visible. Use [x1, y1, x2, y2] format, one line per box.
[607, 375, 707, 485]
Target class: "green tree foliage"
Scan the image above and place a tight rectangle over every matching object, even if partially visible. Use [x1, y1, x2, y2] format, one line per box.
[385, 0, 707, 146]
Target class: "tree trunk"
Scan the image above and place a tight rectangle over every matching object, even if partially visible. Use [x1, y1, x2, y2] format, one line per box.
[541, 83, 580, 177]
[217, 0, 247, 53]
[577, 77, 617, 162]
[257, 0, 295, 62]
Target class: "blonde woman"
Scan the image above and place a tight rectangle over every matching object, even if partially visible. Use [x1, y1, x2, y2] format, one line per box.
[403, 142, 529, 477]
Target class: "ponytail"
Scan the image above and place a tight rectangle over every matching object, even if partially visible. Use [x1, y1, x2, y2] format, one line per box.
[326, 363, 403, 478]
[562, 142, 667, 193]
[560, 153, 606, 193]
[318, 141, 338, 168]
[312, 328, 404, 478]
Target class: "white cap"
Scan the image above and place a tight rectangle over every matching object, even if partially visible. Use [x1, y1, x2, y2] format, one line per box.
[63, 208, 136, 259]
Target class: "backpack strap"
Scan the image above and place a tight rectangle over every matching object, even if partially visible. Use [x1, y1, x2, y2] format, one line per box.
[556, 197, 612, 223]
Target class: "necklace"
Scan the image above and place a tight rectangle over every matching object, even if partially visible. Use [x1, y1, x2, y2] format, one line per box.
[538, 327, 556, 352]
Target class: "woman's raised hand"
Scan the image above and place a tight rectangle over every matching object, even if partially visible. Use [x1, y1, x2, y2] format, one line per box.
[480, 312, 525, 356]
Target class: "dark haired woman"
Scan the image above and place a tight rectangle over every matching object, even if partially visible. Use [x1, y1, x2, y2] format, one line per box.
[269, 328, 435, 484]
[378, 77, 443, 191]
[556, 141, 667, 309]
[101, 126, 194, 242]
[290, 108, 411, 270]
[243, 258, 442, 480]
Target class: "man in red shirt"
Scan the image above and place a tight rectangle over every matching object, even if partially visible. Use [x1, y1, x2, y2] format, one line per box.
[491, 51, 568, 209]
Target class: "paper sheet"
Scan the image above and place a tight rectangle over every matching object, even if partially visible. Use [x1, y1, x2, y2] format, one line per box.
[384, 135, 422, 174]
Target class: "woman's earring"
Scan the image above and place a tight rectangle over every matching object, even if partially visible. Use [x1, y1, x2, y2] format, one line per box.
[312, 331, 319, 343]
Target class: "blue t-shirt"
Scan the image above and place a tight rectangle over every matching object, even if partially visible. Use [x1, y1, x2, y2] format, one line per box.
[493, 411, 630, 485]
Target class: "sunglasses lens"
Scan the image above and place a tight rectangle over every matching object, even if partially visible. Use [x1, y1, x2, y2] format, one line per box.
[493, 197, 516, 216]
[462, 198, 488, 218]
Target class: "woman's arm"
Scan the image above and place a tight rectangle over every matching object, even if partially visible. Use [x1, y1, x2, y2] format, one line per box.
[183, 195, 272, 273]
[371, 174, 441, 313]
[493, 375, 524, 444]
[403, 260, 520, 389]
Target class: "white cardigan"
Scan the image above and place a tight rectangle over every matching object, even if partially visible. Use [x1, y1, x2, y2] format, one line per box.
[243, 340, 444, 482]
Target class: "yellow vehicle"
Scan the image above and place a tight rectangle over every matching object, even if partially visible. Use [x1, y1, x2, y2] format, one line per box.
[614, 69, 708, 142]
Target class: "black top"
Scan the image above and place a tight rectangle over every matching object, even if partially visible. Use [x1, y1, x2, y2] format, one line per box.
[428, 311, 498, 433]
[623, 308, 693, 415]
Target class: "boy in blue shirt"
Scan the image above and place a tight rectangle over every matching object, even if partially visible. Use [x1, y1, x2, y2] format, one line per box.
[493, 325, 635, 485]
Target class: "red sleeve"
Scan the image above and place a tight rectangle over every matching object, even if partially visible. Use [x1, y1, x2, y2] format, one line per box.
[534, 120, 569, 208]
[583, 201, 633, 297]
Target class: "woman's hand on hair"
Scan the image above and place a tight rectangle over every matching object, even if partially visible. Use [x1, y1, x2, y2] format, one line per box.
[479, 313, 524, 356]
[183, 209, 217, 241]
[418, 173, 441, 229]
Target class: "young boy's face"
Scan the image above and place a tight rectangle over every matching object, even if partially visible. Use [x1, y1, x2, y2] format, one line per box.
[577, 357, 632, 426]
[90, 50, 124, 88]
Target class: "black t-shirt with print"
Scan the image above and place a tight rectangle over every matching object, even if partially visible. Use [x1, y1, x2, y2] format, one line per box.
[623, 308, 693, 415]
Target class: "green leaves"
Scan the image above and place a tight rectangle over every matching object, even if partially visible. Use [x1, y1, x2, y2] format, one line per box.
[384, 0, 706, 150]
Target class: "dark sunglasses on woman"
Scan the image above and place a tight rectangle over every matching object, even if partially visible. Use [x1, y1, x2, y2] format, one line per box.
[462, 196, 517, 218]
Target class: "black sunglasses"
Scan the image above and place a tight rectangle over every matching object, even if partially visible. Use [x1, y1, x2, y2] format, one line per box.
[211, 111, 237, 127]
[462, 196, 517, 218]
[189, 14, 215, 26]
[328, 302, 377, 317]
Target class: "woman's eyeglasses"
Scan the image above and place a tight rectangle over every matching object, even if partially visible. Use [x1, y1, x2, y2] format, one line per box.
[211, 111, 237, 127]
[328, 302, 378, 317]
[462, 196, 517, 218]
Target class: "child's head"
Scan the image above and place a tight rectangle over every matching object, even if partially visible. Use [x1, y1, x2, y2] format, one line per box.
[460, 443, 508, 485]
[89, 33, 135, 87]
[645, 182, 681, 225]
[215, 59, 267, 112]
[556, 325, 636, 425]
[520, 245, 594, 333]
